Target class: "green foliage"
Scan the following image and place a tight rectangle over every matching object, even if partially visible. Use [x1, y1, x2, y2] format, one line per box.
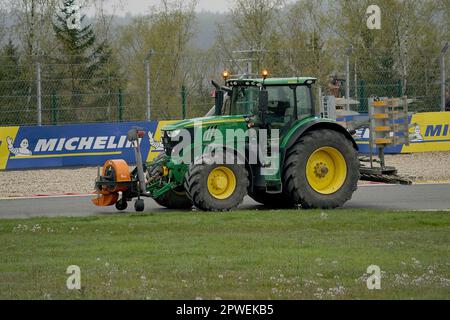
[0, 40, 31, 125]
[50, 0, 122, 123]
[116, 0, 199, 120]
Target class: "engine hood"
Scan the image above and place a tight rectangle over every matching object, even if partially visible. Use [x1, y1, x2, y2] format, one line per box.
[161, 115, 247, 131]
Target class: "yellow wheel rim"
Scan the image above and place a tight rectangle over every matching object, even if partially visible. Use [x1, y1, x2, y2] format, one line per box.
[306, 147, 347, 195]
[207, 166, 237, 200]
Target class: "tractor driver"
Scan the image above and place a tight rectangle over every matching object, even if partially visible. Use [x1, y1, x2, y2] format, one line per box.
[266, 86, 294, 129]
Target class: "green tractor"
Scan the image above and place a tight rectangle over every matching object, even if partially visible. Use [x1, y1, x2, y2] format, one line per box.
[93, 74, 360, 212]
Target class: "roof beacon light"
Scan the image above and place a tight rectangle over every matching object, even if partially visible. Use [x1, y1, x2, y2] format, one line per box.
[261, 69, 269, 79]
[222, 70, 231, 80]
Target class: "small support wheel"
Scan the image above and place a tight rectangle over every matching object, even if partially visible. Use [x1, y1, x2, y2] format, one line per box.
[134, 199, 145, 212]
[115, 199, 128, 211]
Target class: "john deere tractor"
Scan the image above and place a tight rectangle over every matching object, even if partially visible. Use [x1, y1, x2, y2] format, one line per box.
[93, 73, 360, 212]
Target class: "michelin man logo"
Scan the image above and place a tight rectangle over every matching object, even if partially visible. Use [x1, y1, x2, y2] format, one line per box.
[6, 136, 32, 157]
[409, 124, 424, 142]
[148, 131, 164, 151]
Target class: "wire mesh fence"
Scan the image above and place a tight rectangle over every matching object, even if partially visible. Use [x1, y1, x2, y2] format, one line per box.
[0, 54, 216, 126]
[0, 49, 448, 126]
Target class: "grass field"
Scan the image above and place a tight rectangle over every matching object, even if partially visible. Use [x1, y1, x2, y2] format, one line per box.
[0, 209, 449, 300]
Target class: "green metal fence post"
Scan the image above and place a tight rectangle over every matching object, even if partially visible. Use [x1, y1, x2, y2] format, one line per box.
[181, 85, 187, 120]
[397, 80, 402, 97]
[118, 89, 124, 122]
[358, 80, 366, 112]
[51, 90, 58, 125]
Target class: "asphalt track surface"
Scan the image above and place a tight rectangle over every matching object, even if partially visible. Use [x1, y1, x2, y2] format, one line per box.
[0, 184, 450, 219]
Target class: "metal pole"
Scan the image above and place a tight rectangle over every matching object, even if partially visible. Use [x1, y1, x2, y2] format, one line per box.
[318, 86, 323, 116]
[145, 59, 151, 121]
[368, 97, 374, 168]
[345, 48, 352, 111]
[359, 80, 366, 112]
[354, 60, 358, 100]
[441, 42, 448, 112]
[36, 62, 42, 126]
[247, 48, 253, 76]
[181, 85, 187, 119]
[51, 90, 57, 125]
[118, 89, 124, 122]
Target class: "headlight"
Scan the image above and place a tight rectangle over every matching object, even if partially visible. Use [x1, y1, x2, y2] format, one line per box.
[167, 129, 181, 138]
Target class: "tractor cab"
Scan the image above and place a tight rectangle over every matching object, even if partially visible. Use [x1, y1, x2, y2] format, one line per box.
[211, 75, 317, 134]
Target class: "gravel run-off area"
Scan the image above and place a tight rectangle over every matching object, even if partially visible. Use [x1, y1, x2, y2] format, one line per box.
[0, 152, 449, 198]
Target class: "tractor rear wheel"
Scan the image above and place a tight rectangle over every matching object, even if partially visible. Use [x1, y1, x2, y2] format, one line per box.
[283, 129, 359, 209]
[185, 163, 248, 211]
[154, 187, 193, 210]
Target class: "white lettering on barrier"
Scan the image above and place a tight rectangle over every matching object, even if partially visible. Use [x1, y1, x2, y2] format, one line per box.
[33, 135, 141, 153]
[107, 136, 118, 149]
[78, 137, 94, 150]
[93, 137, 108, 150]
[65, 137, 80, 151]
[35, 139, 58, 152]
[117, 136, 127, 149]
[56, 138, 66, 151]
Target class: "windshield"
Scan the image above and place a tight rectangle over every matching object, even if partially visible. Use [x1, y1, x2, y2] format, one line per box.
[230, 86, 260, 115]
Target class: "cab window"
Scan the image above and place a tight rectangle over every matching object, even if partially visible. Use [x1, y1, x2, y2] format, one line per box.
[296, 86, 312, 119]
[266, 86, 295, 126]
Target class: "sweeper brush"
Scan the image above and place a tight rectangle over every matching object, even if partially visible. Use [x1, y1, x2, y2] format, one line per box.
[92, 128, 150, 212]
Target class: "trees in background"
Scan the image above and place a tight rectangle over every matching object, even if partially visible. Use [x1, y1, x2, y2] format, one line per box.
[0, 0, 448, 124]
[117, 0, 198, 120]
[332, 0, 447, 110]
[281, 0, 331, 82]
[6, 0, 59, 58]
[215, 0, 284, 76]
[52, 0, 121, 122]
[0, 41, 28, 124]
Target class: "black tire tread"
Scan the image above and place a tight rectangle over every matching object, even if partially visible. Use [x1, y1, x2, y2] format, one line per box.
[283, 129, 360, 209]
[184, 162, 249, 212]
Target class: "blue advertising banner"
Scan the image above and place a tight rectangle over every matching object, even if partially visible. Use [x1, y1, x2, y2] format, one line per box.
[337, 112, 450, 154]
[0, 121, 171, 170]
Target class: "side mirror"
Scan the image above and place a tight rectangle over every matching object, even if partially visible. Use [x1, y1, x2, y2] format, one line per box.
[258, 90, 269, 112]
[215, 90, 224, 115]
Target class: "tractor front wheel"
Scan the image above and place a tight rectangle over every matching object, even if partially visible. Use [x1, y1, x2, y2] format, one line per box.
[283, 129, 359, 209]
[185, 163, 248, 211]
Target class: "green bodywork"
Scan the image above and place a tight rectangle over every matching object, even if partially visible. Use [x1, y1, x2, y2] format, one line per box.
[146, 76, 355, 197]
